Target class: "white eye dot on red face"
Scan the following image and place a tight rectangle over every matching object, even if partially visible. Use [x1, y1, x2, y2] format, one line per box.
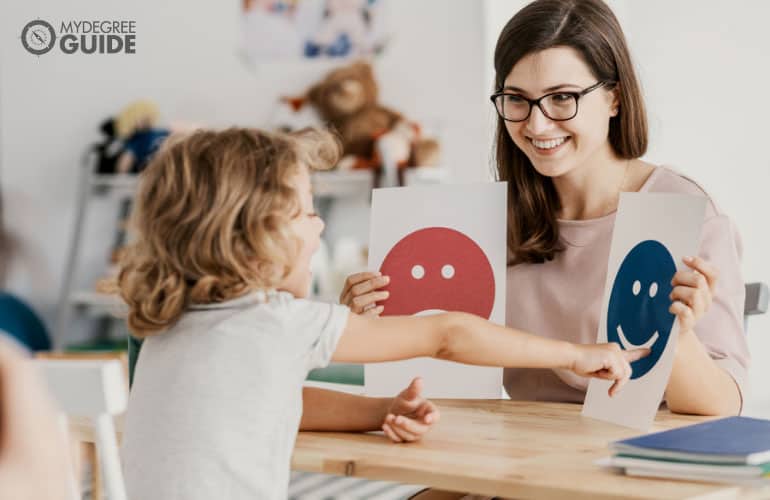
[649, 282, 658, 298]
[411, 265, 425, 280]
[441, 264, 455, 279]
[632, 280, 641, 296]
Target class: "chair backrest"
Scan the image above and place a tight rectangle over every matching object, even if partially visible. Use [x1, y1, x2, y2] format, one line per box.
[744, 282, 768, 333]
[36, 359, 128, 500]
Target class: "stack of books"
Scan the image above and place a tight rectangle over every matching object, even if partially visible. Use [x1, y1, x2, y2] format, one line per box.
[599, 416, 770, 486]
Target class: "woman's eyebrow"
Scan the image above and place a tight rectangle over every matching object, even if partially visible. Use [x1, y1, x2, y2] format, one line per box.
[502, 83, 582, 94]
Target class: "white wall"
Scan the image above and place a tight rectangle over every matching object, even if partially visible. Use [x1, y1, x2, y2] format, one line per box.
[620, 0, 770, 416]
[0, 0, 489, 342]
[483, 0, 770, 414]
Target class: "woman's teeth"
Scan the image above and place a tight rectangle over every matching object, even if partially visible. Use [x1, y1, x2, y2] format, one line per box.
[531, 137, 568, 149]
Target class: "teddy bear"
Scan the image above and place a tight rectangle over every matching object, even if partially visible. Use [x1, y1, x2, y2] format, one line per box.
[288, 61, 440, 186]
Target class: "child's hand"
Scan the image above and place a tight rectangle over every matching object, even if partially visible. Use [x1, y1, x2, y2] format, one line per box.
[669, 256, 718, 333]
[382, 377, 439, 443]
[339, 271, 390, 315]
[571, 343, 649, 397]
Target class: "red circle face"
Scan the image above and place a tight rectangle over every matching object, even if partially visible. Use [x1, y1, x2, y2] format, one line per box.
[379, 227, 495, 318]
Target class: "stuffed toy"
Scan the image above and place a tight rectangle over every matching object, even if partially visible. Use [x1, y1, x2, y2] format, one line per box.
[92, 118, 125, 174]
[114, 100, 170, 174]
[291, 61, 440, 185]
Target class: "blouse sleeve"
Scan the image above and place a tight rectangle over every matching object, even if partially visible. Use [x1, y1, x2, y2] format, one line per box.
[694, 212, 750, 411]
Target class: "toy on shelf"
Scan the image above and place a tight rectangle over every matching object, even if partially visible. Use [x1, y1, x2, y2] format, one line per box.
[93, 118, 124, 175]
[281, 61, 440, 186]
[90, 100, 170, 175]
[114, 100, 170, 174]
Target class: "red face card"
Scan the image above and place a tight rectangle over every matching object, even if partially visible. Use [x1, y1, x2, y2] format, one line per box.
[378, 227, 495, 319]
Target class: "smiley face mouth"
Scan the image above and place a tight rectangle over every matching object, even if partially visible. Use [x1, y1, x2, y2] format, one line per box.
[414, 309, 447, 317]
[616, 325, 659, 350]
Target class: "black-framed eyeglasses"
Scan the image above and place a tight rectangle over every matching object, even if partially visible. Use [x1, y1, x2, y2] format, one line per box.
[490, 81, 614, 122]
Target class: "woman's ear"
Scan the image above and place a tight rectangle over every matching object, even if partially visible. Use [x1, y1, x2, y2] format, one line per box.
[609, 83, 621, 117]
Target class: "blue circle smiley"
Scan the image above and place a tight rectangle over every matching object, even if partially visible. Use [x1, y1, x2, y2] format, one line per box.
[606, 240, 677, 379]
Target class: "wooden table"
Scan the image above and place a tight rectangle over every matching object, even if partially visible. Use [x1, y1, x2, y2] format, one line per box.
[292, 400, 768, 500]
[71, 400, 768, 499]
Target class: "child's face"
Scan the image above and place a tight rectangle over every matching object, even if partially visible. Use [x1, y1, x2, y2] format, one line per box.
[280, 167, 324, 298]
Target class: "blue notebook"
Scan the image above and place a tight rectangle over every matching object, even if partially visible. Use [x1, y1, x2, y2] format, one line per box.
[611, 416, 770, 465]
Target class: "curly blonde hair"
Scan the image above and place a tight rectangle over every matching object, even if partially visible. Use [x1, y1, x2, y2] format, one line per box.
[117, 127, 340, 337]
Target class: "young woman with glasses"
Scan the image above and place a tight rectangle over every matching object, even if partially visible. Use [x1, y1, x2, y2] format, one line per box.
[344, 0, 748, 423]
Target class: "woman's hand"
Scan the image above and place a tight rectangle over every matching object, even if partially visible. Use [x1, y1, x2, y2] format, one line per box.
[669, 256, 718, 333]
[339, 271, 390, 315]
[381, 377, 439, 443]
[570, 343, 649, 397]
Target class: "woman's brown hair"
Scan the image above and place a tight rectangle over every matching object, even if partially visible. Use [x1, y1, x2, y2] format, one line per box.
[493, 0, 648, 264]
[117, 127, 339, 337]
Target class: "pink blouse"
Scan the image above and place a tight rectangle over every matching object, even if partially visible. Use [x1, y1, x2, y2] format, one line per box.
[503, 166, 750, 409]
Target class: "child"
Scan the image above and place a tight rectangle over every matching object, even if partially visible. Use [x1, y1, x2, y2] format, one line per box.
[118, 127, 645, 500]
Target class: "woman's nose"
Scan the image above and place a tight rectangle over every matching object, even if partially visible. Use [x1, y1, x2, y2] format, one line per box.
[525, 105, 554, 135]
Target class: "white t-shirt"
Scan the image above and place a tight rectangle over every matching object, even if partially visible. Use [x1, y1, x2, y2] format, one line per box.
[121, 290, 349, 500]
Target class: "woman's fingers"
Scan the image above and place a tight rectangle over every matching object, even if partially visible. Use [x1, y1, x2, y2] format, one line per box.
[670, 300, 695, 332]
[670, 286, 706, 317]
[339, 273, 390, 310]
[339, 271, 381, 303]
[363, 305, 385, 316]
[351, 275, 390, 297]
[681, 256, 718, 292]
[349, 291, 389, 314]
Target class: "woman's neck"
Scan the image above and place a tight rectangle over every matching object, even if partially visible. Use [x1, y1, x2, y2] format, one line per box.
[552, 146, 631, 221]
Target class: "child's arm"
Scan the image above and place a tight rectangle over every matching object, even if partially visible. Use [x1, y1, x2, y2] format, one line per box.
[333, 312, 647, 396]
[300, 378, 438, 442]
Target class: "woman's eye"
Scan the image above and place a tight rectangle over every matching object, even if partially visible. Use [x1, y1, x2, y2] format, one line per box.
[551, 93, 572, 102]
[504, 94, 525, 103]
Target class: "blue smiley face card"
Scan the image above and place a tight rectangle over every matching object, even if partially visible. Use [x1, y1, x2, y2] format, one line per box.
[582, 192, 707, 431]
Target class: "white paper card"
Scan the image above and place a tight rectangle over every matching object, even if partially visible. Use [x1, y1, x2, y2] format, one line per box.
[365, 183, 507, 398]
[582, 193, 707, 431]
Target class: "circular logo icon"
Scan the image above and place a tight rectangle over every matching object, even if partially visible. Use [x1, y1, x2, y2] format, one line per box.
[21, 20, 56, 55]
[606, 240, 677, 379]
[379, 227, 495, 318]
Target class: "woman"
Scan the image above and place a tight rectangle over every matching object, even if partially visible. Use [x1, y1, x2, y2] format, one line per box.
[343, 0, 748, 417]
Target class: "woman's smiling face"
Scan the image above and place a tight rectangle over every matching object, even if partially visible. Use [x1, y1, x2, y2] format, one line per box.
[502, 46, 619, 179]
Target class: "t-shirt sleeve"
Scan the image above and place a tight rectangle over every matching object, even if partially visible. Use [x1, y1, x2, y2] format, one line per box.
[283, 299, 350, 373]
[695, 213, 750, 411]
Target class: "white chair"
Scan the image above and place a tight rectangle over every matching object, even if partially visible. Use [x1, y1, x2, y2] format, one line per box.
[36, 359, 128, 500]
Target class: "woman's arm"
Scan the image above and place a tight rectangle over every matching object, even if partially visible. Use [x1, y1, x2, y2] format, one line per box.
[666, 329, 741, 415]
[333, 311, 647, 396]
[665, 256, 742, 415]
